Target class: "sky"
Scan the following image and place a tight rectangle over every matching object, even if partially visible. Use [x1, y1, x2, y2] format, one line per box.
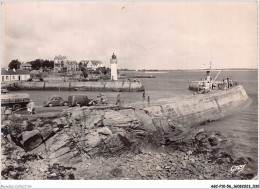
[1, 1, 258, 70]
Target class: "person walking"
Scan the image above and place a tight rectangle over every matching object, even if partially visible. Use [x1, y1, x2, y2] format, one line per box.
[116, 94, 121, 106]
[27, 100, 36, 114]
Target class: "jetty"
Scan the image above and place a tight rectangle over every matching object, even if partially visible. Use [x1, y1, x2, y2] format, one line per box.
[4, 80, 145, 92]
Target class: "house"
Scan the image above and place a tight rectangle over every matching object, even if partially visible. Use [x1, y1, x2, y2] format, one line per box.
[20, 63, 32, 70]
[65, 60, 78, 72]
[79, 60, 103, 70]
[1, 69, 30, 82]
[54, 55, 67, 72]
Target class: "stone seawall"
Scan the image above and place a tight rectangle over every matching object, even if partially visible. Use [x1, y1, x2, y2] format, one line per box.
[13, 81, 144, 92]
[144, 85, 249, 127]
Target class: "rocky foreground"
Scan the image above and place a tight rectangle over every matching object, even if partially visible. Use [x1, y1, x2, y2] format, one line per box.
[1, 106, 257, 180]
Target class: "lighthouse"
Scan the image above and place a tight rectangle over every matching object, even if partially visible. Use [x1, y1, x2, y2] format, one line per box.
[110, 53, 118, 80]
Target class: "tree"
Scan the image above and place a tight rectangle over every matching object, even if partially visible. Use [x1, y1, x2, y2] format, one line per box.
[81, 67, 89, 78]
[27, 59, 54, 70]
[8, 59, 21, 70]
[28, 59, 43, 70]
[42, 60, 54, 69]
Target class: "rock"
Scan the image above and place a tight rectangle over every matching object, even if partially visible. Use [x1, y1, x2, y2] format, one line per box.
[30, 143, 46, 157]
[135, 110, 156, 132]
[49, 172, 57, 177]
[161, 153, 167, 157]
[103, 134, 131, 154]
[38, 124, 54, 141]
[158, 175, 167, 180]
[165, 166, 171, 169]
[197, 129, 204, 134]
[156, 166, 162, 171]
[208, 137, 219, 146]
[21, 130, 43, 152]
[44, 131, 79, 165]
[204, 174, 211, 179]
[53, 117, 67, 127]
[234, 157, 248, 165]
[97, 127, 112, 136]
[182, 162, 187, 168]
[49, 147, 71, 159]
[53, 128, 59, 133]
[86, 132, 101, 148]
[205, 167, 211, 173]
[110, 168, 122, 177]
[186, 150, 192, 155]
[199, 175, 203, 180]
[190, 158, 195, 164]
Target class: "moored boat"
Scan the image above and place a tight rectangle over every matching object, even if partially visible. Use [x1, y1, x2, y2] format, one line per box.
[188, 70, 238, 93]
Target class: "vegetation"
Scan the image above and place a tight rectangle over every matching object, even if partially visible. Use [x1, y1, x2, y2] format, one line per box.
[8, 59, 21, 70]
[26, 59, 54, 70]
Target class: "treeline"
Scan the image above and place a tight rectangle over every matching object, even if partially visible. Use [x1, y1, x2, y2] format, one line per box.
[27, 59, 54, 70]
[8, 59, 54, 70]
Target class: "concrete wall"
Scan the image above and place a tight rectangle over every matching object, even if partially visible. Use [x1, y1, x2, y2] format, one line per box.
[15, 81, 144, 92]
[144, 85, 249, 128]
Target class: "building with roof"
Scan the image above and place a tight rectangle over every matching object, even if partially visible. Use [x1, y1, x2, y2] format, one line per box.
[79, 60, 103, 70]
[20, 63, 32, 70]
[54, 55, 67, 72]
[65, 60, 79, 72]
[1, 69, 30, 82]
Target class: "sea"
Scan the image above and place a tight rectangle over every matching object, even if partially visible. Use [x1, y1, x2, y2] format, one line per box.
[12, 70, 258, 172]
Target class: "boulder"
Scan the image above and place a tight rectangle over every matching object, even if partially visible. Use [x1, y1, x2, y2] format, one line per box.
[103, 134, 131, 154]
[86, 132, 101, 148]
[21, 130, 43, 152]
[38, 124, 54, 141]
[135, 110, 156, 132]
[52, 117, 68, 127]
[97, 127, 112, 136]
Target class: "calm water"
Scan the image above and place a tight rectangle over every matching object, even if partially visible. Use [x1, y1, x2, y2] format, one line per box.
[13, 70, 258, 170]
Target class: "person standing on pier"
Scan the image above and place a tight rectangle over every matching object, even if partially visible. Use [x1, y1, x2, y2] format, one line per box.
[116, 94, 121, 106]
[142, 91, 145, 101]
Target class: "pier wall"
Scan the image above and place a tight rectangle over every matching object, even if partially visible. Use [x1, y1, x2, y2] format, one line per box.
[144, 85, 249, 127]
[14, 81, 144, 92]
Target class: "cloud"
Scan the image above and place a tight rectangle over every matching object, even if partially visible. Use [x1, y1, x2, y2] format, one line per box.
[1, 1, 258, 69]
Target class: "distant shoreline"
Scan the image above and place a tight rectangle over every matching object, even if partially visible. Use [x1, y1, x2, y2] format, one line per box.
[135, 69, 257, 72]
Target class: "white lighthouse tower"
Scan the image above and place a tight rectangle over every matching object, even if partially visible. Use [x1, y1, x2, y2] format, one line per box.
[110, 53, 118, 80]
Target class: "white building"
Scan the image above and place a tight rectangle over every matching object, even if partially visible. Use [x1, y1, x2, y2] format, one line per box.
[54, 55, 67, 72]
[1, 69, 30, 82]
[110, 54, 117, 80]
[79, 60, 103, 70]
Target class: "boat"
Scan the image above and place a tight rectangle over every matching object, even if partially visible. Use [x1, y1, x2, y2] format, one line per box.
[188, 69, 238, 93]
